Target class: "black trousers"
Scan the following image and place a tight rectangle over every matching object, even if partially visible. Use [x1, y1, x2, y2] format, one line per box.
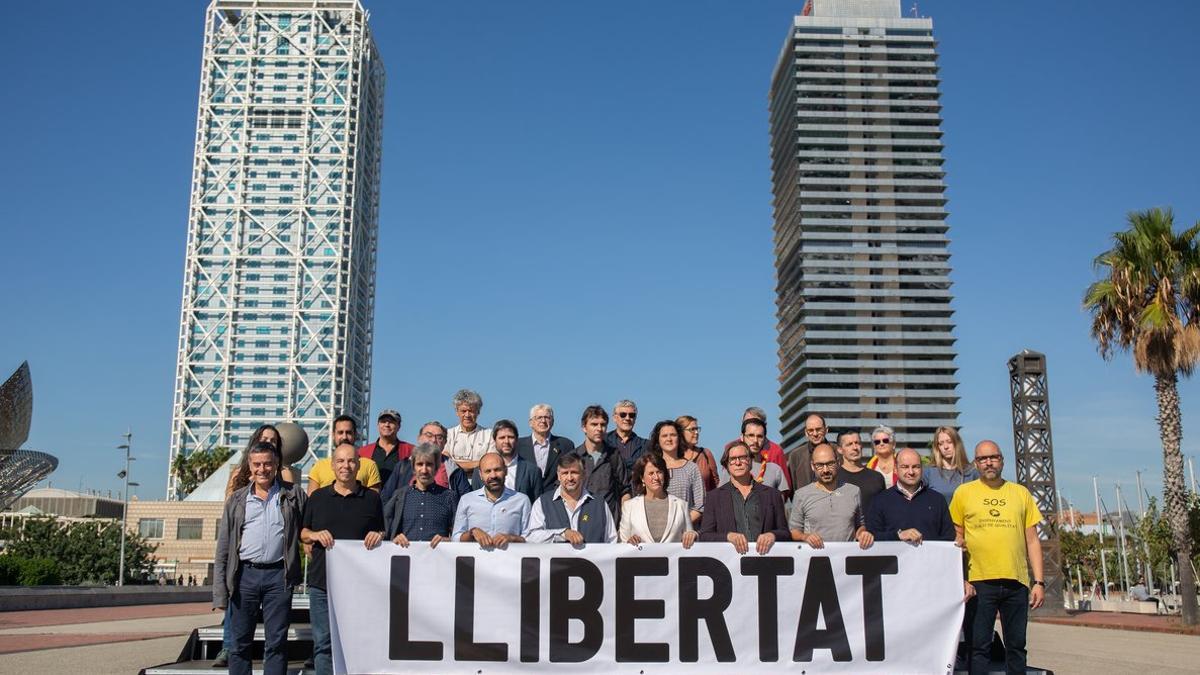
[970, 579, 1029, 675]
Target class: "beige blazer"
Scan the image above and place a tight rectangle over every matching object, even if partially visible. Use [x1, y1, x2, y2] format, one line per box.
[619, 494, 693, 543]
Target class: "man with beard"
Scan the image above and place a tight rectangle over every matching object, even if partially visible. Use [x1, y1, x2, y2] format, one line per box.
[357, 409, 414, 487]
[951, 440, 1044, 675]
[524, 453, 616, 544]
[452, 452, 530, 548]
[789, 444, 874, 549]
[834, 430, 886, 517]
[741, 418, 789, 496]
[384, 443, 457, 548]
[468, 419, 541, 504]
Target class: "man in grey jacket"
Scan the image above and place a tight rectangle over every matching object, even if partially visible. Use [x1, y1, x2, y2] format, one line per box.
[213, 441, 306, 675]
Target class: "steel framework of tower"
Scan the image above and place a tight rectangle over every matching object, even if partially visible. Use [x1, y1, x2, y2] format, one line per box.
[1009, 349, 1065, 614]
[167, 0, 385, 498]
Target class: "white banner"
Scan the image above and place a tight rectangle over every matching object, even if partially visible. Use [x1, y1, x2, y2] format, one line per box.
[328, 541, 963, 674]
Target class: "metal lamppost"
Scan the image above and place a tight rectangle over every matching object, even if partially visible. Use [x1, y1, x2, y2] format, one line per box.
[117, 429, 133, 586]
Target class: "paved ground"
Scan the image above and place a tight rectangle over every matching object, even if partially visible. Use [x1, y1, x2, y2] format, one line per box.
[1028, 621, 1198, 674]
[0, 603, 1196, 673]
[0, 602, 215, 674]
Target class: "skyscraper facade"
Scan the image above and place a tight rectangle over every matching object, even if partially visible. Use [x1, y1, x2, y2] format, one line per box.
[167, 0, 385, 497]
[768, 0, 958, 450]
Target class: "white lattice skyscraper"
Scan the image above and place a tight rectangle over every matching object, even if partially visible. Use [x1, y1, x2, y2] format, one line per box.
[167, 0, 384, 497]
[769, 0, 959, 449]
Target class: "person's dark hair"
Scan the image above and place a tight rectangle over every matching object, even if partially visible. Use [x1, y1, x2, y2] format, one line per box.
[740, 417, 767, 435]
[556, 452, 583, 471]
[835, 429, 860, 446]
[631, 452, 671, 497]
[580, 404, 608, 426]
[230, 425, 280, 493]
[646, 420, 684, 459]
[721, 441, 752, 470]
[333, 414, 358, 433]
[492, 419, 518, 439]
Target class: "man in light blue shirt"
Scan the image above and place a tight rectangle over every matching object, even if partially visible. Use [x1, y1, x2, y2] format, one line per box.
[453, 452, 530, 548]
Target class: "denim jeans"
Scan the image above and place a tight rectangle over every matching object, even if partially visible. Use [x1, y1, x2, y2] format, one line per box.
[970, 579, 1029, 675]
[229, 564, 293, 675]
[221, 602, 233, 652]
[309, 586, 332, 675]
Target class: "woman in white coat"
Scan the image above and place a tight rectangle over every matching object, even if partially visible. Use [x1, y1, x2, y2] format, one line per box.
[620, 453, 698, 547]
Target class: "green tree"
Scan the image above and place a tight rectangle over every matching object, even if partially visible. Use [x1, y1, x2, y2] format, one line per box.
[171, 445, 233, 497]
[1137, 496, 1200, 590]
[1084, 206, 1200, 624]
[0, 517, 157, 585]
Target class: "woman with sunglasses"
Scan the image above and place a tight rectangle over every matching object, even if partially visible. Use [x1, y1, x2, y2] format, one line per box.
[923, 426, 978, 502]
[646, 419, 705, 525]
[676, 415, 719, 492]
[866, 425, 898, 487]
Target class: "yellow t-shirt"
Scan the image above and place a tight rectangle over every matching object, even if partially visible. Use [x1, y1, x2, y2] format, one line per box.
[949, 479, 1043, 588]
[308, 456, 381, 489]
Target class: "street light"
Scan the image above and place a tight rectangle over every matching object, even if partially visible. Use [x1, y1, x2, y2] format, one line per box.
[117, 429, 134, 587]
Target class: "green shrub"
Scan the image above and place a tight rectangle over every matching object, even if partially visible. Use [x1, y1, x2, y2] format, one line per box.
[0, 555, 62, 586]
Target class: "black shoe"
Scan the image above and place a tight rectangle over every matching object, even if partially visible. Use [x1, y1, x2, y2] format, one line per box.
[211, 649, 228, 668]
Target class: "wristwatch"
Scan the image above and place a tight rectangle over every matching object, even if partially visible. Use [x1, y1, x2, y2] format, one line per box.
[1033, 580, 1045, 587]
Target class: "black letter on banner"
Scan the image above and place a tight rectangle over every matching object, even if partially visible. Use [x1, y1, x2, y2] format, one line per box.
[846, 556, 898, 661]
[792, 557, 851, 662]
[615, 557, 670, 662]
[454, 556, 507, 661]
[678, 557, 735, 662]
[548, 558, 604, 662]
[741, 556, 795, 662]
[389, 556, 442, 660]
[520, 557, 540, 662]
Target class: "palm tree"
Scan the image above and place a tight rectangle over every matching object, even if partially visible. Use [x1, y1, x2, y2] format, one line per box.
[1084, 207, 1200, 625]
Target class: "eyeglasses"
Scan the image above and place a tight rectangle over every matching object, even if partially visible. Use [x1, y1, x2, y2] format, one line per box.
[532, 415, 553, 421]
[813, 460, 839, 469]
[975, 455, 1003, 464]
[872, 438, 892, 445]
[616, 412, 637, 419]
[726, 455, 750, 464]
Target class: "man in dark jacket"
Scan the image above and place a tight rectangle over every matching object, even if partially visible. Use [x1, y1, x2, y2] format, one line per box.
[516, 403, 576, 492]
[385, 443, 458, 547]
[867, 447, 955, 543]
[699, 441, 789, 554]
[574, 405, 629, 520]
[469, 419, 542, 504]
[213, 442, 306, 675]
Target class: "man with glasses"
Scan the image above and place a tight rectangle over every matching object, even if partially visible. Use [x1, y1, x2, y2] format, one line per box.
[741, 417, 789, 496]
[699, 441, 789, 554]
[950, 440, 1044, 675]
[788, 444, 874, 549]
[786, 413, 827, 491]
[379, 421, 458, 505]
[517, 403, 576, 492]
[606, 399, 646, 470]
[725, 407, 790, 489]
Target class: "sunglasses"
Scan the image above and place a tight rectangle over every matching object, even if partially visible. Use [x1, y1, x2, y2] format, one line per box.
[616, 412, 637, 419]
[872, 438, 892, 445]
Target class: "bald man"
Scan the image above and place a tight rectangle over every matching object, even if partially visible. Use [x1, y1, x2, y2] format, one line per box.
[950, 440, 1044, 675]
[866, 447, 954, 544]
[451, 452, 531, 549]
[788, 443, 873, 549]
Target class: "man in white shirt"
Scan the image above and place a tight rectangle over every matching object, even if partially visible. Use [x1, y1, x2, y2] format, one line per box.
[443, 388, 496, 477]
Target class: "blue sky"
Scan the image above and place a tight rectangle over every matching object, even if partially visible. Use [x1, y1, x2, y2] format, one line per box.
[2, 1, 1198, 512]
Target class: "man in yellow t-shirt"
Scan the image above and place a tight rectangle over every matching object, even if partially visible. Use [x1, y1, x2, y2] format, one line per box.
[949, 440, 1044, 675]
[306, 415, 382, 495]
